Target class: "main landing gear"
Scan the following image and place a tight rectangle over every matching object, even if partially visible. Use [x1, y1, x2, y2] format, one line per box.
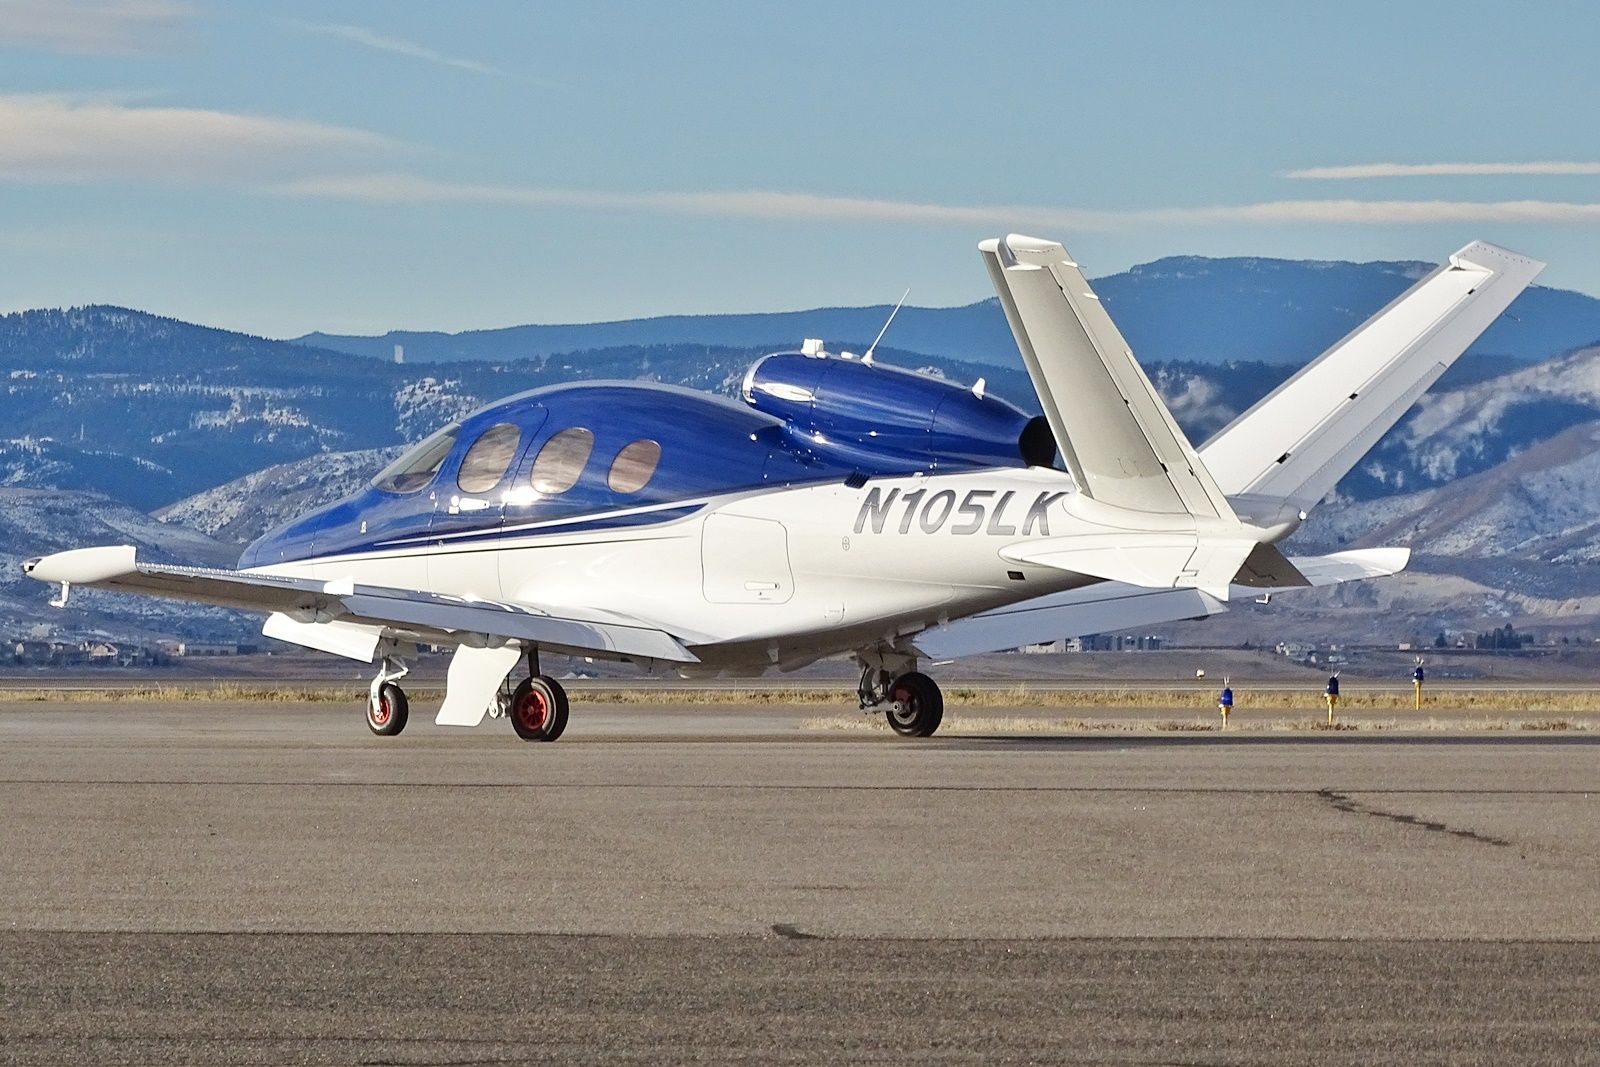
[507, 674, 569, 742]
[491, 646, 569, 742]
[363, 645, 572, 743]
[366, 654, 410, 736]
[857, 652, 944, 738]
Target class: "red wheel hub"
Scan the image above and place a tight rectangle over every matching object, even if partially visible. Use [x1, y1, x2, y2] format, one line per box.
[371, 695, 391, 726]
[515, 689, 549, 731]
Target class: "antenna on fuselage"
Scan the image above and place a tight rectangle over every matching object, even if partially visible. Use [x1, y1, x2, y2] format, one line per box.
[862, 288, 910, 366]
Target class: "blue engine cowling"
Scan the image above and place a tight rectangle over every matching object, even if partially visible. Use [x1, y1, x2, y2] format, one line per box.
[741, 352, 1055, 472]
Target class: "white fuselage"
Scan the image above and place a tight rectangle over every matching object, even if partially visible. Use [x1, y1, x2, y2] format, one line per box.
[257, 467, 1097, 673]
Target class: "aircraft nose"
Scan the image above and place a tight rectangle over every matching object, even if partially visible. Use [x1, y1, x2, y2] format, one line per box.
[237, 532, 273, 570]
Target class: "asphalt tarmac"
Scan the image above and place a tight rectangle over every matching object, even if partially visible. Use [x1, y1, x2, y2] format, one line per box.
[2, 701, 1598, 1065]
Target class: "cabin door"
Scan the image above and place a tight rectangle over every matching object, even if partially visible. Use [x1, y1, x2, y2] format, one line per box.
[428, 406, 547, 599]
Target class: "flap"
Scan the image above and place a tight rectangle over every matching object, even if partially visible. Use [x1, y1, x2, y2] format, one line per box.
[1231, 543, 1312, 589]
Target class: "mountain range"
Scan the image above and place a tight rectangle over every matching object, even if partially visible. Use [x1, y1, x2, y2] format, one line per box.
[299, 254, 1600, 369]
[5, 252, 1600, 646]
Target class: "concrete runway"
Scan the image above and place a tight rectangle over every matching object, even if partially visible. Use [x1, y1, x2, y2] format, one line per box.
[2, 701, 1598, 1064]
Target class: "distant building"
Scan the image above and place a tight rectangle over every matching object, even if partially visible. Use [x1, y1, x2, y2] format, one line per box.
[1067, 634, 1165, 652]
[10, 639, 52, 664]
[83, 642, 119, 665]
[394, 344, 405, 365]
[181, 642, 240, 656]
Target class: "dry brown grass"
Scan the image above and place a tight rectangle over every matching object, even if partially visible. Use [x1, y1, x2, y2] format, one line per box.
[602, 685, 1600, 713]
[0, 683, 439, 704]
[936, 687, 1600, 712]
[2, 682, 1598, 717]
[799, 713, 1594, 735]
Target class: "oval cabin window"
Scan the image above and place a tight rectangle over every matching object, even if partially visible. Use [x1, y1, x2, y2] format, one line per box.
[608, 439, 661, 494]
[372, 423, 459, 494]
[457, 422, 522, 493]
[530, 427, 595, 495]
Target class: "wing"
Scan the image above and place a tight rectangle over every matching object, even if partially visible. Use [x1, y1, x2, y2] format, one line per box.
[914, 584, 1227, 660]
[22, 544, 696, 664]
[914, 548, 1408, 659]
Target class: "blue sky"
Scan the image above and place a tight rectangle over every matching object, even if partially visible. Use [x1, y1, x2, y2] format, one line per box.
[3, 0, 1598, 337]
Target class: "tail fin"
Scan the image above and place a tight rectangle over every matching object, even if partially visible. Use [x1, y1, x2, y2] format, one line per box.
[979, 234, 1235, 521]
[1199, 241, 1544, 516]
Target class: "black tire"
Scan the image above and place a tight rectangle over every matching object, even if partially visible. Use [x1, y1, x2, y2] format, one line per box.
[884, 671, 943, 738]
[510, 675, 569, 742]
[367, 682, 409, 736]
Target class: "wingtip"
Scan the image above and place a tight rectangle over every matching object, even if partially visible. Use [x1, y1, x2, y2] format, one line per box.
[21, 545, 138, 584]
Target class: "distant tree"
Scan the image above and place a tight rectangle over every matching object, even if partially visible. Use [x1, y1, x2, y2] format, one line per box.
[1434, 631, 1447, 649]
[1475, 623, 1533, 651]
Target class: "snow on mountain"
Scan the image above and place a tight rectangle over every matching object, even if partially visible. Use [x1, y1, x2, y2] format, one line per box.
[1294, 419, 1600, 564]
[7, 256, 1600, 646]
[158, 447, 399, 543]
[0, 487, 252, 642]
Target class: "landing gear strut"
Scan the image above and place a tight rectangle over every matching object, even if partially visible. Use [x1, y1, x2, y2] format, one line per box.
[366, 654, 409, 737]
[856, 650, 944, 738]
[508, 647, 569, 742]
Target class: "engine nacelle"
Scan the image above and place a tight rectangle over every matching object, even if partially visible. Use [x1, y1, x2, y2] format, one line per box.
[742, 352, 1055, 472]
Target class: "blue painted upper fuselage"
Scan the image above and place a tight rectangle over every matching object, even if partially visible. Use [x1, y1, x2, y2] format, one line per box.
[240, 353, 1050, 568]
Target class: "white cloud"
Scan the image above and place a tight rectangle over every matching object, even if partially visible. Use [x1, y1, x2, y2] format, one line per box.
[1286, 162, 1600, 179]
[0, 93, 398, 184]
[268, 175, 1600, 230]
[1145, 199, 1600, 224]
[266, 173, 1068, 224]
[11, 104, 1599, 232]
[287, 20, 510, 79]
[0, 0, 195, 56]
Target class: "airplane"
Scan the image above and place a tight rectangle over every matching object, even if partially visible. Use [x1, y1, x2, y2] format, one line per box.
[23, 234, 1543, 741]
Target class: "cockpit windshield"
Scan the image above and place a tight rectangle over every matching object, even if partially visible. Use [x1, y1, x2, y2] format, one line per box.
[372, 423, 460, 493]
